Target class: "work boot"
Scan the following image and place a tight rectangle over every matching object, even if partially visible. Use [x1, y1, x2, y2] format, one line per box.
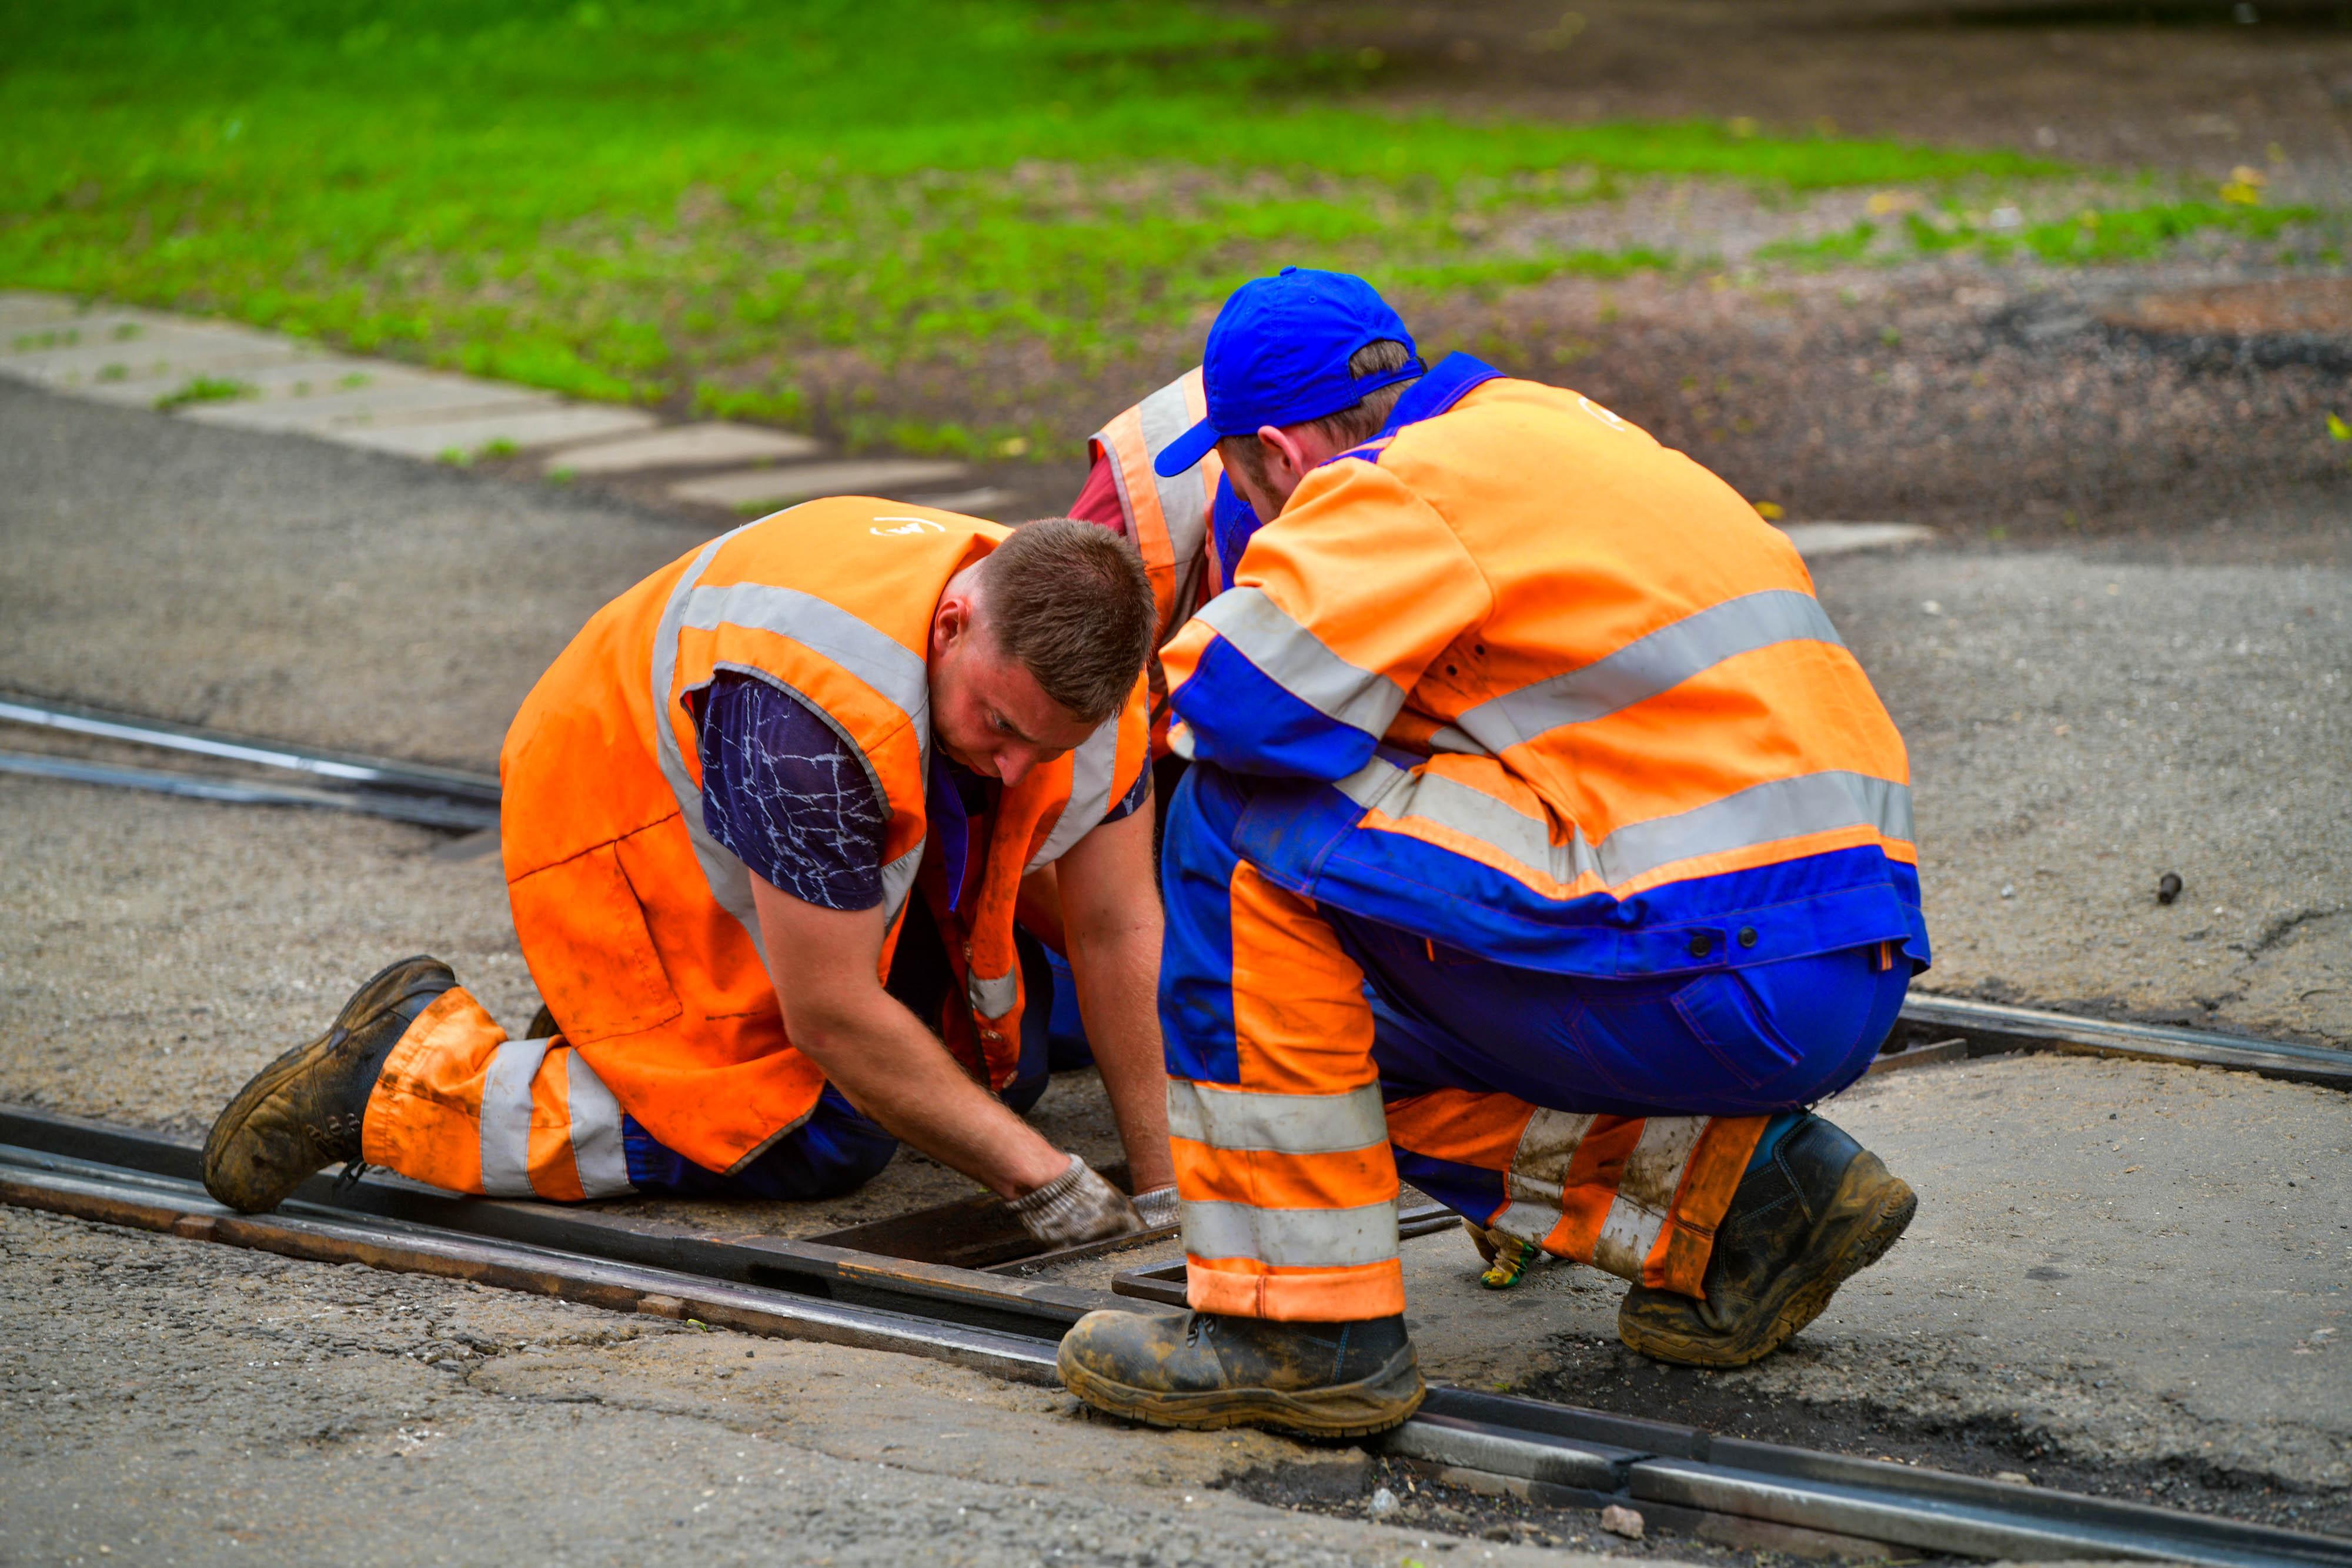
[1617, 1115, 1915, 1369]
[1058, 1308, 1424, 1439]
[201, 956, 454, 1214]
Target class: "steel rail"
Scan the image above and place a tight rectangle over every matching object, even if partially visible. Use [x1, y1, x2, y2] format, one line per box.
[0, 690, 500, 801]
[0, 749, 499, 832]
[3, 1107, 2347, 1567]
[9, 690, 2346, 1091]
[1892, 993, 2352, 1089]
[0, 1150, 1060, 1386]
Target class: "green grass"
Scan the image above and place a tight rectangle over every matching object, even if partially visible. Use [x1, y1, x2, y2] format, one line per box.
[0, 0, 2295, 453]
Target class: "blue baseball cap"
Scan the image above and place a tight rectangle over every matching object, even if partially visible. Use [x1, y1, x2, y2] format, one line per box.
[1152, 268, 1422, 479]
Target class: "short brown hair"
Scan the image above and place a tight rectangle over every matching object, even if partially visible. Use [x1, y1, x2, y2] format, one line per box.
[1219, 339, 1421, 497]
[978, 517, 1155, 725]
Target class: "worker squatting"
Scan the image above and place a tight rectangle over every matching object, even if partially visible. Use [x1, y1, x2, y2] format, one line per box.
[203, 268, 1928, 1437]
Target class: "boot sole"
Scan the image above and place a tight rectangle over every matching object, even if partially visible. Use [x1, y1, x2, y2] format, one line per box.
[1620, 1159, 1917, 1370]
[1057, 1343, 1426, 1440]
[200, 955, 447, 1212]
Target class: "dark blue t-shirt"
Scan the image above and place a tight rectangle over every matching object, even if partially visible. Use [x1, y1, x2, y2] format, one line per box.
[696, 671, 1147, 911]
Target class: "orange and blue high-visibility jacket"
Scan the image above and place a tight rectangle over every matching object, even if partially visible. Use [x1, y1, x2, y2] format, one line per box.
[1158, 354, 1929, 979]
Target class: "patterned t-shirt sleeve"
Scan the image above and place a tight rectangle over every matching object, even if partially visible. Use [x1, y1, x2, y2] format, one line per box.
[1100, 759, 1151, 825]
[696, 671, 888, 912]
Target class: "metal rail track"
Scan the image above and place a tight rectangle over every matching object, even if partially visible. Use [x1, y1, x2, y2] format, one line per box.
[5, 689, 2346, 1092]
[2, 1105, 2345, 1567]
[0, 690, 500, 832]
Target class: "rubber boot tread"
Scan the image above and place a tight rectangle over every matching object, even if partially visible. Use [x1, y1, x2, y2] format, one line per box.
[1055, 1342, 1425, 1439]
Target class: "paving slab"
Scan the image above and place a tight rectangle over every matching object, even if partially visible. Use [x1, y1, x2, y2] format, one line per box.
[0, 326, 312, 385]
[62, 352, 383, 409]
[330, 403, 659, 458]
[181, 376, 553, 434]
[544, 420, 823, 474]
[905, 485, 1017, 517]
[670, 457, 971, 510]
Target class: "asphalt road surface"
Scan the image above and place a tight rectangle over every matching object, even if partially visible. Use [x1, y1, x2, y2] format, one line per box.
[2, 377, 2347, 1562]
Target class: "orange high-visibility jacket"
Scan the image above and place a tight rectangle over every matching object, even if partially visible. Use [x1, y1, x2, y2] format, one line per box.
[498, 498, 1150, 1174]
[1160, 355, 1929, 979]
[1090, 366, 1227, 646]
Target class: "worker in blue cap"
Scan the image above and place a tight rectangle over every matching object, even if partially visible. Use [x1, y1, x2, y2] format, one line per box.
[1055, 268, 1927, 1437]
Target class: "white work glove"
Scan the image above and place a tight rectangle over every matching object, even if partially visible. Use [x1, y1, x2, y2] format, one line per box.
[1006, 1154, 1142, 1246]
[1132, 1185, 1180, 1229]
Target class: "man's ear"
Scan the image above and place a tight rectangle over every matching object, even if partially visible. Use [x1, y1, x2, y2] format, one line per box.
[1256, 425, 1311, 487]
[931, 589, 972, 659]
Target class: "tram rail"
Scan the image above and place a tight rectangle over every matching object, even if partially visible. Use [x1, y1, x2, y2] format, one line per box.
[4, 1104, 2346, 1568]
[5, 689, 2345, 1092]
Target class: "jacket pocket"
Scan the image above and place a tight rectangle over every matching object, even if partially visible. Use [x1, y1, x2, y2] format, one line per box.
[509, 841, 683, 1043]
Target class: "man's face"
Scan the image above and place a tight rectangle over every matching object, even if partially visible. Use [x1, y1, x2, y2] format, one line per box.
[927, 595, 1094, 788]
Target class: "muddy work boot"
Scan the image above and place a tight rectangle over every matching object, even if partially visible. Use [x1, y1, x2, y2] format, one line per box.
[1058, 1307, 1424, 1439]
[1618, 1115, 1915, 1369]
[201, 956, 453, 1214]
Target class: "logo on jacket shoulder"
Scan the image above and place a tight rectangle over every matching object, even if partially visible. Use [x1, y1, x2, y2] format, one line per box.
[870, 515, 948, 536]
[1577, 395, 1632, 433]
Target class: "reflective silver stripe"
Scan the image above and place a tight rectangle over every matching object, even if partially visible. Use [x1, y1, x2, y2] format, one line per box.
[1182, 1198, 1399, 1269]
[1193, 587, 1405, 738]
[563, 1049, 634, 1199]
[1025, 718, 1122, 872]
[1486, 1201, 1557, 1248]
[1482, 1107, 1596, 1247]
[1452, 590, 1843, 753]
[1167, 1081, 1388, 1156]
[1505, 1107, 1598, 1209]
[677, 581, 930, 724]
[1136, 376, 1211, 614]
[1590, 1116, 1708, 1281]
[651, 530, 770, 967]
[650, 527, 939, 945]
[477, 1036, 553, 1198]
[880, 840, 925, 928]
[967, 965, 1020, 1021]
[1337, 761, 1913, 893]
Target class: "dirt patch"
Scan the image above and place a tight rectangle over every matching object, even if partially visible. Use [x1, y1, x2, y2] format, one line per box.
[1250, 0, 2352, 196]
[1227, 1455, 1902, 1563]
[2112, 276, 2352, 335]
[1516, 1341, 2352, 1540]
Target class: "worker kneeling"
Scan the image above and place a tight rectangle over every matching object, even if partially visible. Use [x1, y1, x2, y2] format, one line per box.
[1057, 270, 1930, 1437]
[203, 503, 1177, 1248]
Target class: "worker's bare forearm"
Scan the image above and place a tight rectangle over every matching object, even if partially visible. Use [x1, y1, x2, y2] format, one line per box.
[1067, 915, 1175, 1193]
[748, 871, 1065, 1200]
[789, 989, 1067, 1198]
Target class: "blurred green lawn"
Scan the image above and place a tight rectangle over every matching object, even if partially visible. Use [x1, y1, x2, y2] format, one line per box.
[0, 1, 2320, 453]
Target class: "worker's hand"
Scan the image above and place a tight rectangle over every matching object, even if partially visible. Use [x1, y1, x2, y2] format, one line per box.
[1007, 1154, 1141, 1246]
[1133, 1185, 1180, 1230]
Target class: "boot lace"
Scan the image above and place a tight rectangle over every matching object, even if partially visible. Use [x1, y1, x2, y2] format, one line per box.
[333, 1158, 372, 1193]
